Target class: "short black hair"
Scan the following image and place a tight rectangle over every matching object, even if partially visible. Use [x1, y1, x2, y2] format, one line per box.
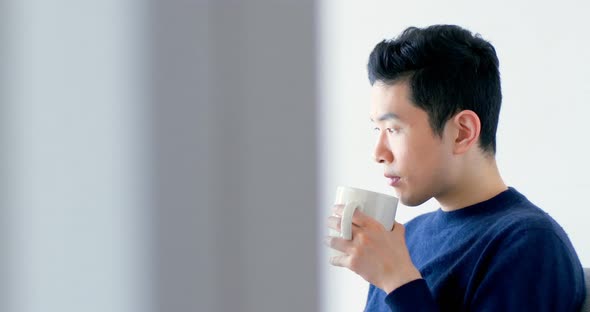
[368, 25, 502, 154]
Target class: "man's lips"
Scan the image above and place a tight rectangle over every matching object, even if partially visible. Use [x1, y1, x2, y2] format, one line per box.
[385, 174, 400, 186]
[387, 177, 401, 186]
[385, 174, 401, 186]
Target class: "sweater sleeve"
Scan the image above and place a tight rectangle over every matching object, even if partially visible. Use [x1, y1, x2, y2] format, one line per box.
[384, 228, 585, 312]
[468, 227, 585, 311]
[384, 279, 439, 312]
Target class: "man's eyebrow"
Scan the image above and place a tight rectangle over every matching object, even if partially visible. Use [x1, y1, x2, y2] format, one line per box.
[370, 112, 400, 122]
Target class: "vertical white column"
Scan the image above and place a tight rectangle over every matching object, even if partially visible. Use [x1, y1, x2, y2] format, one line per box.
[2, 1, 152, 311]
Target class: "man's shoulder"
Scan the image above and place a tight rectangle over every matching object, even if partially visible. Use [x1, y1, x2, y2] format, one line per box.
[478, 193, 577, 259]
[490, 195, 563, 236]
[404, 190, 567, 241]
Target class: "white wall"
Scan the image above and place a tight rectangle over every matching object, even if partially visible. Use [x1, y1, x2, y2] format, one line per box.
[318, 1, 590, 311]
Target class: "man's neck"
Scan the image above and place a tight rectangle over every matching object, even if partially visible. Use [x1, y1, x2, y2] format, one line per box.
[436, 156, 507, 212]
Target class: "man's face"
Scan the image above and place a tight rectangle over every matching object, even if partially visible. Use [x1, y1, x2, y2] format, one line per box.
[370, 81, 456, 206]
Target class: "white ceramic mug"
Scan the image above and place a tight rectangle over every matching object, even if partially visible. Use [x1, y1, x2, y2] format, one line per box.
[330, 186, 398, 243]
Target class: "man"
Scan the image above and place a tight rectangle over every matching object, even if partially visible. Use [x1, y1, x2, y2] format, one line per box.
[326, 25, 586, 311]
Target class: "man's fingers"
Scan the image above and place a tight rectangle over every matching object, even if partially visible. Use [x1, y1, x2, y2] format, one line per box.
[392, 221, 405, 234]
[332, 204, 344, 216]
[329, 254, 350, 268]
[333, 204, 378, 228]
[351, 208, 377, 228]
[326, 215, 341, 232]
[324, 236, 351, 253]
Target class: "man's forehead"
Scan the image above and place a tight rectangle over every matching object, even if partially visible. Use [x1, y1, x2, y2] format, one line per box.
[369, 81, 412, 122]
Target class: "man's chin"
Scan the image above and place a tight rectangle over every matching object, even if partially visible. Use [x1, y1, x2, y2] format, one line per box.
[399, 193, 430, 207]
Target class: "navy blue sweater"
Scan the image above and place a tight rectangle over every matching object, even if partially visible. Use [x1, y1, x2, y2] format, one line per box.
[365, 187, 586, 311]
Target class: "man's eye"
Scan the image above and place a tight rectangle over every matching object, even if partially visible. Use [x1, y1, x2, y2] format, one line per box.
[373, 127, 399, 134]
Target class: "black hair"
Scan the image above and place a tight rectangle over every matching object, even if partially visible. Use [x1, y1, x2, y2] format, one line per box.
[368, 24, 502, 154]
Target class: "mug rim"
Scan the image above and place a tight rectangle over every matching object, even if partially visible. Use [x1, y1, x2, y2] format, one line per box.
[337, 185, 398, 199]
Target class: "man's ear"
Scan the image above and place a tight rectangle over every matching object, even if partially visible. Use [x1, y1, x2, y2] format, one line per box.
[451, 110, 481, 155]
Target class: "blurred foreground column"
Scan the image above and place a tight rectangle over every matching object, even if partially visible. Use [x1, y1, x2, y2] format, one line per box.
[150, 1, 318, 311]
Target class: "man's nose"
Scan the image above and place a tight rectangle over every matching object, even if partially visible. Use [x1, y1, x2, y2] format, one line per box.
[373, 131, 393, 164]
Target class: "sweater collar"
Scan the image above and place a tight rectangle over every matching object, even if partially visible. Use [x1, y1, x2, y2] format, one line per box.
[434, 187, 525, 223]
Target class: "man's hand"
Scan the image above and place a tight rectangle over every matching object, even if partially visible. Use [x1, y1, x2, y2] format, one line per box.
[325, 205, 422, 294]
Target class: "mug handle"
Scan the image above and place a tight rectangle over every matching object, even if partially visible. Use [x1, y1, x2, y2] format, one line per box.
[341, 201, 362, 240]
